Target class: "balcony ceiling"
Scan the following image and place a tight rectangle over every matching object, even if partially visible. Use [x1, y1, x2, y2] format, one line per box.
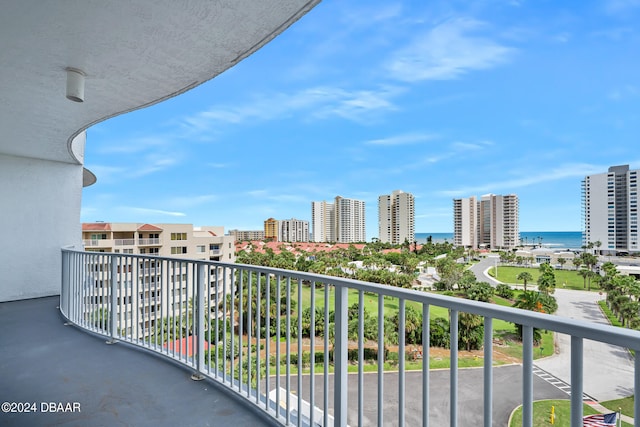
[0, 0, 319, 164]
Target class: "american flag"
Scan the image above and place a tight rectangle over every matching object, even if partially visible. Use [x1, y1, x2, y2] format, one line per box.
[583, 412, 617, 426]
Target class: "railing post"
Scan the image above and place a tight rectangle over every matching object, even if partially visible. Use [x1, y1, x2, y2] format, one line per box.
[61, 249, 69, 317]
[570, 336, 583, 427]
[522, 325, 533, 427]
[107, 255, 118, 344]
[450, 309, 458, 427]
[192, 262, 206, 380]
[334, 285, 348, 427]
[483, 317, 493, 427]
[635, 354, 640, 426]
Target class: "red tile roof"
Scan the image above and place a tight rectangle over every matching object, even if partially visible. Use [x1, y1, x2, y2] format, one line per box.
[138, 224, 163, 231]
[163, 336, 209, 357]
[82, 223, 111, 231]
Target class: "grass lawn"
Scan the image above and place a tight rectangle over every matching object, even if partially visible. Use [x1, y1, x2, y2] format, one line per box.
[509, 400, 631, 427]
[490, 266, 601, 291]
[600, 395, 635, 418]
[285, 283, 554, 362]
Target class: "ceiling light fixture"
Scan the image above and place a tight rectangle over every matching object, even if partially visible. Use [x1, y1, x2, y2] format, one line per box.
[66, 67, 86, 102]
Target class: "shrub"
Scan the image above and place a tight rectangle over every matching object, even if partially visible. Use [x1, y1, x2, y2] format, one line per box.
[496, 283, 514, 299]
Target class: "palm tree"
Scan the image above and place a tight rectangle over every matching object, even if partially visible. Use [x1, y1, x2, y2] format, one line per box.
[517, 271, 533, 291]
[571, 257, 582, 271]
[557, 257, 566, 269]
[578, 269, 590, 289]
[537, 263, 556, 295]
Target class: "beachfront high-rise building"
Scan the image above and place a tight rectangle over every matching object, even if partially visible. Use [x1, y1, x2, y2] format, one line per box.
[453, 193, 519, 249]
[311, 200, 335, 242]
[453, 196, 478, 248]
[279, 218, 310, 242]
[264, 218, 278, 241]
[312, 196, 366, 243]
[378, 190, 415, 244]
[582, 164, 639, 254]
[335, 196, 366, 243]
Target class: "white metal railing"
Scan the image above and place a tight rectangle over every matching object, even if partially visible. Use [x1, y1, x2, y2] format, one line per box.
[138, 238, 160, 245]
[82, 239, 103, 246]
[60, 248, 640, 427]
[115, 239, 135, 246]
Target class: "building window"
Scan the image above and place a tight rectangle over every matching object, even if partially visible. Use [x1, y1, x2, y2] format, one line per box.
[171, 246, 187, 254]
[91, 233, 107, 240]
[171, 233, 187, 240]
[196, 245, 205, 253]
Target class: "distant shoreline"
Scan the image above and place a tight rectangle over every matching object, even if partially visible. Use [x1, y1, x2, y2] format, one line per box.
[415, 231, 584, 249]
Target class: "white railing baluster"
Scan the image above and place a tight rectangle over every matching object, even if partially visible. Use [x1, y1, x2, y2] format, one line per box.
[484, 317, 493, 427]
[635, 354, 639, 427]
[399, 298, 406, 427]
[423, 304, 430, 427]
[358, 290, 364, 427]
[378, 293, 384, 426]
[334, 285, 348, 427]
[522, 325, 533, 427]
[450, 309, 459, 427]
[570, 336, 583, 427]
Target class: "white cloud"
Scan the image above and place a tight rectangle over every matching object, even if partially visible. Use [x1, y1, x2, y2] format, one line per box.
[126, 207, 186, 217]
[437, 163, 603, 197]
[386, 18, 514, 82]
[131, 155, 179, 177]
[365, 132, 438, 146]
[182, 85, 402, 132]
[604, 0, 640, 14]
[167, 195, 217, 209]
[608, 85, 639, 100]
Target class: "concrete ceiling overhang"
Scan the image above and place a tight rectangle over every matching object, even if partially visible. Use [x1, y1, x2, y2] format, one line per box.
[0, 0, 319, 165]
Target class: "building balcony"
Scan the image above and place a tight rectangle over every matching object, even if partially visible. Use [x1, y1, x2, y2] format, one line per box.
[139, 238, 161, 246]
[115, 239, 136, 246]
[39, 248, 640, 426]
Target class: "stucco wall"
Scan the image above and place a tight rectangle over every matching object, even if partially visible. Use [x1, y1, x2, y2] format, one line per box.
[0, 154, 83, 301]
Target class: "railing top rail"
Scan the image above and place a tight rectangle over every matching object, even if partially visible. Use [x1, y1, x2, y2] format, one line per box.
[61, 247, 640, 350]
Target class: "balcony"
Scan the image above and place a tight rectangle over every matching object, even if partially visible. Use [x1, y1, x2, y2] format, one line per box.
[54, 248, 640, 426]
[139, 238, 161, 246]
[115, 239, 136, 246]
[0, 296, 272, 427]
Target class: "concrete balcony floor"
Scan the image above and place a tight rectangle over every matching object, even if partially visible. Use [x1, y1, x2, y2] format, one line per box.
[0, 296, 277, 427]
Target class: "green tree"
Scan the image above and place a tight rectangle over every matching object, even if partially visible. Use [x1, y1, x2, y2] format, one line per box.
[537, 263, 556, 295]
[458, 312, 484, 351]
[516, 271, 533, 291]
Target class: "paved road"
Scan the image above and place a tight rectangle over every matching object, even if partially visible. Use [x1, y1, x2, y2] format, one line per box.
[534, 289, 635, 401]
[472, 261, 634, 401]
[270, 365, 568, 426]
[469, 256, 501, 286]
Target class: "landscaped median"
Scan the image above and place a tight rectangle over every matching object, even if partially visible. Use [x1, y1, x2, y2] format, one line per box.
[508, 400, 632, 427]
[489, 266, 602, 291]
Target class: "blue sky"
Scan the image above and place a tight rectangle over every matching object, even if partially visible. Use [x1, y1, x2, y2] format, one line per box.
[82, 0, 640, 236]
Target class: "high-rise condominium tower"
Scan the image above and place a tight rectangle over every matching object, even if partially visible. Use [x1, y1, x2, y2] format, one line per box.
[312, 197, 366, 243]
[378, 190, 415, 244]
[453, 193, 519, 249]
[264, 218, 278, 241]
[279, 218, 310, 243]
[582, 164, 639, 254]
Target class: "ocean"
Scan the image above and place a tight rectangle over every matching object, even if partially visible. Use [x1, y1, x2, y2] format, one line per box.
[415, 231, 584, 250]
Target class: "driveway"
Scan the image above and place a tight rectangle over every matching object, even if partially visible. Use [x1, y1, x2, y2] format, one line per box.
[534, 289, 635, 401]
[469, 256, 501, 286]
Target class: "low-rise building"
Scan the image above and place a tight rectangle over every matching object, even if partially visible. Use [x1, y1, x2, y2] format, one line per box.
[81, 222, 235, 338]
